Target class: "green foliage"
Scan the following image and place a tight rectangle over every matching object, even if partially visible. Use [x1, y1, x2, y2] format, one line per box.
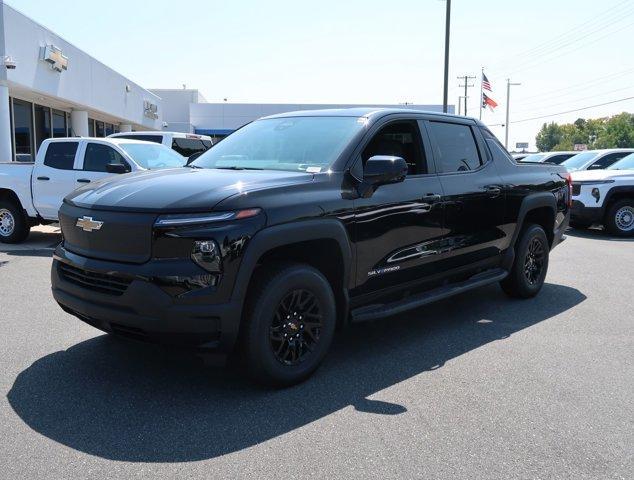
[534, 113, 634, 151]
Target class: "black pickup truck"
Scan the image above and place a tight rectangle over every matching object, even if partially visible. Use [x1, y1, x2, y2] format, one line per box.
[52, 108, 571, 386]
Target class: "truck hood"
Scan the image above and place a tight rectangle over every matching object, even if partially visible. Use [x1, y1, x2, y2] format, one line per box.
[570, 169, 634, 182]
[65, 167, 314, 212]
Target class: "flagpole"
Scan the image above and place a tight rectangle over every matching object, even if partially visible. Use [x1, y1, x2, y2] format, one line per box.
[479, 67, 483, 120]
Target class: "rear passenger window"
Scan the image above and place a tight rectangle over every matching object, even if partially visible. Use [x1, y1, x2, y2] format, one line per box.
[43, 142, 78, 170]
[589, 152, 630, 170]
[83, 143, 128, 172]
[428, 122, 482, 172]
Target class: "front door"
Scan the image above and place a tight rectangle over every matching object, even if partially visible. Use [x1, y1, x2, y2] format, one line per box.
[352, 119, 445, 299]
[32, 141, 80, 219]
[424, 119, 506, 267]
[75, 142, 131, 185]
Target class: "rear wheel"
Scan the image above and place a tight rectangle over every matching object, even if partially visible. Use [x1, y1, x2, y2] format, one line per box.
[241, 263, 336, 387]
[0, 200, 30, 244]
[501, 224, 549, 299]
[605, 199, 634, 237]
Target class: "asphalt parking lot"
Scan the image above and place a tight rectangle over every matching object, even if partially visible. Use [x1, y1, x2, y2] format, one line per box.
[0, 226, 632, 479]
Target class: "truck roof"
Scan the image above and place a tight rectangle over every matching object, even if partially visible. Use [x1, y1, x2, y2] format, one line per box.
[263, 107, 482, 124]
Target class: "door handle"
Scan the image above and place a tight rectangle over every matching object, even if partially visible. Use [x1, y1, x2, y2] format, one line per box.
[421, 194, 441, 202]
[76, 178, 91, 183]
[484, 185, 502, 196]
[36, 176, 50, 181]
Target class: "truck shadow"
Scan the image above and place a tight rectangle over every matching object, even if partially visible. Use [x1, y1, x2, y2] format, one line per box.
[566, 227, 634, 242]
[7, 283, 585, 463]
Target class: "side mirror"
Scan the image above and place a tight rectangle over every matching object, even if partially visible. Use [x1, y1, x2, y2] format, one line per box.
[364, 155, 408, 187]
[187, 151, 204, 165]
[106, 163, 130, 174]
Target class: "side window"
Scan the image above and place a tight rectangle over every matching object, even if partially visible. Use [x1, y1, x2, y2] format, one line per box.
[83, 143, 128, 172]
[428, 122, 482, 172]
[171, 138, 208, 157]
[115, 135, 162, 144]
[481, 128, 513, 164]
[43, 142, 78, 170]
[546, 154, 573, 164]
[362, 121, 427, 175]
[590, 152, 630, 169]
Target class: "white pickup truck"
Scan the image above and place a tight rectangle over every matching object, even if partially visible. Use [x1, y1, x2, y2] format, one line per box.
[570, 153, 634, 236]
[0, 137, 187, 243]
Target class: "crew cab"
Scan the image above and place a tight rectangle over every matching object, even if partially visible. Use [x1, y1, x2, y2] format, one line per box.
[0, 138, 186, 243]
[570, 153, 634, 236]
[108, 131, 213, 158]
[51, 108, 571, 386]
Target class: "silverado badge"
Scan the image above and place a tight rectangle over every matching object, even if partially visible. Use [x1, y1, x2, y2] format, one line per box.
[76, 216, 103, 232]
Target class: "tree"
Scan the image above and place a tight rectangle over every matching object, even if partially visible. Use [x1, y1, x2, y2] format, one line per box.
[534, 113, 634, 151]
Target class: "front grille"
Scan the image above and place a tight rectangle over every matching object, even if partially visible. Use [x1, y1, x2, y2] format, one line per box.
[572, 184, 581, 196]
[58, 262, 132, 296]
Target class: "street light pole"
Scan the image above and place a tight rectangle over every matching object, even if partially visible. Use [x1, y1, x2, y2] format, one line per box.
[505, 78, 521, 149]
[443, 0, 451, 113]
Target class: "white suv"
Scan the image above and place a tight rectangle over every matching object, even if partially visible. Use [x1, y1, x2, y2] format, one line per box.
[561, 149, 634, 172]
[570, 153, 634, 236]
[108, 131, 213, 158]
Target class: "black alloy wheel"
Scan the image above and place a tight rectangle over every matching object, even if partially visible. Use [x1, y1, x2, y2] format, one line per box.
[523, 237, 546, 285]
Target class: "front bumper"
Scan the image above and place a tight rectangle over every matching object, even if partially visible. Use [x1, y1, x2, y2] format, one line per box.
[51, 246, 242, 351]
[571, 200, 604, 225]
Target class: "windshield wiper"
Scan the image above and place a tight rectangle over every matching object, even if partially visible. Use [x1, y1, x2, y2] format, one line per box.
[215, 166, 264, 171]
[185, 164, 203, 169]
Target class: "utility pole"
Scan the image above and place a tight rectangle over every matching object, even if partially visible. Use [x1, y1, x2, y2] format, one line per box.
[505, 78, 521, 149]
[442, 0, 451, 113]
[457, 75, 476, 116]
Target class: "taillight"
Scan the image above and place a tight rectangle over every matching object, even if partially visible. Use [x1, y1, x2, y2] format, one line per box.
[564, 172, 573, 207]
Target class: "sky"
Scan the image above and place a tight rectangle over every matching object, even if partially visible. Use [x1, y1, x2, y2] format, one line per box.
[7, 0, 634, 150]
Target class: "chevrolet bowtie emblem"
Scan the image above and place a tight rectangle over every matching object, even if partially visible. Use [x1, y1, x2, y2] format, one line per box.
[76, 216, 103, 232]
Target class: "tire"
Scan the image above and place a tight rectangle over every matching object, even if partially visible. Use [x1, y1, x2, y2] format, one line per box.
[604, 199, 634, 237]
[501, 224, 549, 299]
[0, 199, 30, 244]
[241, 262, 337, 387]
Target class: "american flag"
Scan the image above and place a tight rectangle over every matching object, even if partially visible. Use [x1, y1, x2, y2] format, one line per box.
[482, 73, 492, 92]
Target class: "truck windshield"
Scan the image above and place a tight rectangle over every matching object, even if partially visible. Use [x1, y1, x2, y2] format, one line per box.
[191, 117, 364, 172]
[119, 143, 187, 169]
[608, 153, 634, 170]
[561, 151, 598, 171]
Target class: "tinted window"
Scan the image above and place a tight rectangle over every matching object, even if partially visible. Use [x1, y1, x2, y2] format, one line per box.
[429, 122, 481, 172]
[114, 134, 162, 144]
[545, 154, 574, 164]
[363, 121, 427, 175]
[589, 152, 631, 170]
[52, 110, 67, 137]
[171, 138, 210, 157]
[13, 99, 34, 161]
[34, 105, 52, 152]
[481, 128, 513, 163]
[43, 142, 78, 170]
[83, 143, 127, 172]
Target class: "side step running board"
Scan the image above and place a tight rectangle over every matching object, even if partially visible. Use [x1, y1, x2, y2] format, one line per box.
[350, 268, 509, 323]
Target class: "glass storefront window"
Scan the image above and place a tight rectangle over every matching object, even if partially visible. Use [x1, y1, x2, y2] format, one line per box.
[96, 121, 105, 137]
[88, 118, 95, 137]
[34, 104, 52, 152]
[52, 110, 67, 137]
[12, 99, 34, 162]
[105, 123, 114, 136]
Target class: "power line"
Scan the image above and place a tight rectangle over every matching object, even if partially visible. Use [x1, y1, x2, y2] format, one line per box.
[487, 96, 634, 125]
[512, 86, 633, 115]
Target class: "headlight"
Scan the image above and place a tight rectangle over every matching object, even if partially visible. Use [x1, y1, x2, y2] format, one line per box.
[192, 240, 222, 273]
[154, 208, 261, 227]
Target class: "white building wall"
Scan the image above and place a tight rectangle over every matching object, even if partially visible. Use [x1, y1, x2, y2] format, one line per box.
[2, 2, 162, 129]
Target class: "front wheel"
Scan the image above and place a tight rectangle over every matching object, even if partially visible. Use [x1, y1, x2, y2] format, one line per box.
[605, 199, 634, 237]
[241, 263, 337, 387]
[0, 200, 30, 244]
[501, 224, 549, 299]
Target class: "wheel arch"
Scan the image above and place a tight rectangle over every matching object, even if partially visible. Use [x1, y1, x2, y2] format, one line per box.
[231, 219, 353, 327]
[513, 192, 557, 247]
[603, 186, 634, 213]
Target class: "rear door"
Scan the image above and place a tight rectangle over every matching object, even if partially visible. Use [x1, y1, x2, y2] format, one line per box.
[75, 142, 131, 185]
[424, 118, 506, 267]
[352, 117, 445, 298]
[32, 141, 80, 219]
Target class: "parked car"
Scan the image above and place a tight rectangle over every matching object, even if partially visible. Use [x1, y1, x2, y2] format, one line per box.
[521, 151, 578, 165]
[0, 137, 186, 243]
[512, 153, 529, 161]
[561, 149, 634, 171]
[51, 108, 571, 386]
[108, 131, 213, 158]
[570, 153, 634, 235]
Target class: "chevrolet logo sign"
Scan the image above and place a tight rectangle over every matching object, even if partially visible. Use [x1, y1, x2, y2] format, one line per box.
[41, 44, 68, 73]
[76, 216, 103, 232]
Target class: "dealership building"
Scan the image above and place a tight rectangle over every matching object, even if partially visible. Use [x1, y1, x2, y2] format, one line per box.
[1, 1, 449, 162]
